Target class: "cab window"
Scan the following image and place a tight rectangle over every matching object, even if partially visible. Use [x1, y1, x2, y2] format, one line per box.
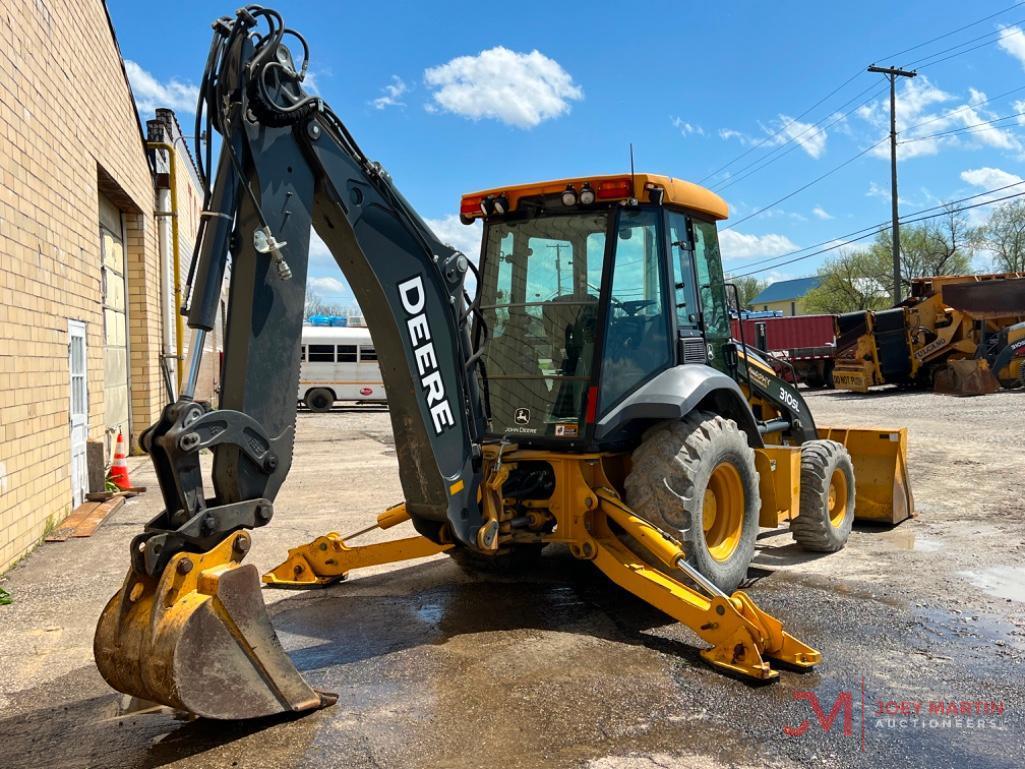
[667, 211, 699, 333]
[693, 219, 729, 342]
[599, 209, 672, 411]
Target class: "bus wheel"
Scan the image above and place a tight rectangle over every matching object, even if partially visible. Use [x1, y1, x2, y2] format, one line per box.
[305, 388, 334, 413]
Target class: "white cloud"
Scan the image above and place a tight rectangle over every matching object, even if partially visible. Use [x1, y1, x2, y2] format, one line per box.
[960, 166, 1024, 190]
[1014, 99, 1025, 125]
[719, 230, 799, 261]
[959, 167, 1024, 225]
[671, 116, 704, 136]
[997, 24, 1025, 71]
[857, 76, 1021, 159]
[308, 275, 352, 299]
[124, 60, 199, 116]
[308, 232, 333, 265]
[771, 114, 828, 158]
[424, 214, 483, 259]
[812, 205, 833, 220]
[372, 76, 408, 109]
[717, 115, 827, 158]
[424, 47, 582, 128]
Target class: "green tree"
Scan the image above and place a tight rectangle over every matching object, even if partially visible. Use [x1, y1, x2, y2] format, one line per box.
[803, 248, 892, 314]
[978, 199, 1025, 273]
[728, 276, 768, 310]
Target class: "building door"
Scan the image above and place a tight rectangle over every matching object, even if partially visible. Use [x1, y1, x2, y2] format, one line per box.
[99, 193, 129, 461]
[68, 320, 88, 508]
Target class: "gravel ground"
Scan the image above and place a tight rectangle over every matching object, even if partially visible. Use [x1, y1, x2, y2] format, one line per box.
[0, 391, 1023, 769]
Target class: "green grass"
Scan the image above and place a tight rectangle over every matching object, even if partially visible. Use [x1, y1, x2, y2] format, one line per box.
[0, 587, 11, 606]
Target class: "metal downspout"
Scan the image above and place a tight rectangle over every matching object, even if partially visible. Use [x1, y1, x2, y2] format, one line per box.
[147, 141, 184, 393]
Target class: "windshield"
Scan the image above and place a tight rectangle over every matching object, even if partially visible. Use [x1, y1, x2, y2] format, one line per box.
[479, 213, 608, 438]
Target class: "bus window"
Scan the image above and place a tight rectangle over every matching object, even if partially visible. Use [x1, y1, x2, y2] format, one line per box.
[300, 345, 307, 361]
[337, 345, 357, 363]
[360, 346, 377, 361]
[308, 344, 334, 363]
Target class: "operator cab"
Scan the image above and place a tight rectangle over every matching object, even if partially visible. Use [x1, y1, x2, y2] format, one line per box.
[461, 173, 732, 448]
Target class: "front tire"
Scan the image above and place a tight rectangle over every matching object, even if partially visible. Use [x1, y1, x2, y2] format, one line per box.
[625, 412, 760, 594]
[304, 388, 334, 413]
[790, 440, 855, 552]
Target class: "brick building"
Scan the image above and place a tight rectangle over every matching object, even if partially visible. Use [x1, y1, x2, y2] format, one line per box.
[0, 0, 209, 572]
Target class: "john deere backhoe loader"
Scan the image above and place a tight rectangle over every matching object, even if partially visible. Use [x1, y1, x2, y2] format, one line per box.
[94, 5, 914, 720]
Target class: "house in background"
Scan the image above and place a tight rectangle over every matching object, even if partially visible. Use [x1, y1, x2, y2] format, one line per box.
[749, 276, 823, 316]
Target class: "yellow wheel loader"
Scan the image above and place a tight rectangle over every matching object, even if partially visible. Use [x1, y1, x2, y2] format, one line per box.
[833, 273, 1025, 395]
[94, 5, 914, 720]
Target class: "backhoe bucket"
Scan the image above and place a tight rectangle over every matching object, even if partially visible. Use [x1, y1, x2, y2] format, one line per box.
[94, 532, 335, 719]
[817, 427, 914, 525]
[932, 359, 999, 397]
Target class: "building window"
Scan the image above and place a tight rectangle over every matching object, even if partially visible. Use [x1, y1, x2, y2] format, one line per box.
[308, 344, 334, 362]
[790, 301, 796, 316]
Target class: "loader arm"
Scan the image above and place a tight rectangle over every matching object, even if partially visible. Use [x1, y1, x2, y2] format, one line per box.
[96, 6, 488, 718]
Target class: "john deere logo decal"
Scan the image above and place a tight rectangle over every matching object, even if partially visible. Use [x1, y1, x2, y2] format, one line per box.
[514, 407, 531, 425]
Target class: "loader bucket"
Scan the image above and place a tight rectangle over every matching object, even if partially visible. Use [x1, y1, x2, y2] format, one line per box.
[817, 427, 914, 525]
[932, 359, 999, 397]
[94, 532, 336, 719]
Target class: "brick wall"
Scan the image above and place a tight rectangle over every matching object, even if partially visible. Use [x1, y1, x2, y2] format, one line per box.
[0, 0, 199, 572]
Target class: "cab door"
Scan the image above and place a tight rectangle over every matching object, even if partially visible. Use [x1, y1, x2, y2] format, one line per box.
[666, 210, 706, 365]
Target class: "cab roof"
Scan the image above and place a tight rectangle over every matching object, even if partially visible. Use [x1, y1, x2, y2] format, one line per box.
[459, 173, 729, 222]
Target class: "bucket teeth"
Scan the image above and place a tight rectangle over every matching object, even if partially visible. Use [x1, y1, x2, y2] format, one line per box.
[94, 533, 335, 720]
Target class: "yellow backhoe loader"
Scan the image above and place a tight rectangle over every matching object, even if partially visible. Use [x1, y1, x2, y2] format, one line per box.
[94, 5, 914, 721]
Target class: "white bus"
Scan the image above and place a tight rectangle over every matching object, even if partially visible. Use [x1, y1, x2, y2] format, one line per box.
[298, 326, 387, 411]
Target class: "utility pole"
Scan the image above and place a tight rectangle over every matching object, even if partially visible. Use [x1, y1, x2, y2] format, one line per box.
[868, 65, 916, 304]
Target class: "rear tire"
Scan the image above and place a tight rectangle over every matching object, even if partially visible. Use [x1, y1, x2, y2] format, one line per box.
[304, 388, 334, 413]
[790, 440, 855, 552]
[625, 412, 760, 594]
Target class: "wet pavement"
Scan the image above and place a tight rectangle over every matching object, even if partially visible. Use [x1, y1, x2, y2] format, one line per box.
[1, 393, 1023, 768]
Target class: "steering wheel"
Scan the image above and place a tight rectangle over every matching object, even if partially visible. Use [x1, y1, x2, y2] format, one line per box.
[618, 299, 657, 317]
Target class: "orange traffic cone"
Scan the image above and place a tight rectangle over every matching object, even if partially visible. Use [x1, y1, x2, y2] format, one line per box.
[109, 429, 131, 490]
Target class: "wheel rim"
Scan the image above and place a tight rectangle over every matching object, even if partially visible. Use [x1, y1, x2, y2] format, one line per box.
[828, 468, 848, 528]
[702, 462, 745, 562]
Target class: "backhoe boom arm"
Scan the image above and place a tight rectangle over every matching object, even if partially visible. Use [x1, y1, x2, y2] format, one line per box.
[140, 6, 486, 577]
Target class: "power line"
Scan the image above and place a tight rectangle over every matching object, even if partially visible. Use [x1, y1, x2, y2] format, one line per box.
[899, 12, 1025, 68]
[912, 24, 1025, 70]
[697, 69, 867, 185]
[877, 1, 1025, 62]
[728, 178, 1025, 274]
[721, 138, 888, 231]
[701, 4, 1025, 187]
[712, 83, 887, 193]
[720, 85, 1025, 229]
[898, 109, 1025, 145]
[731, 186, 1025, 278]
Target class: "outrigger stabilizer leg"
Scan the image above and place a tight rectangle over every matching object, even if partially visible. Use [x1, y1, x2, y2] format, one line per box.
[263, 504, 452, 587]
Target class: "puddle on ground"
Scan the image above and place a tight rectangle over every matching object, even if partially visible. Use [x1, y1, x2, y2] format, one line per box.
[881, 528, 943, 552]
[958, 565, 1025, 603]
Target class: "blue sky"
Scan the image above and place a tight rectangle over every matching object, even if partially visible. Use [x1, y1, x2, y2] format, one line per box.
[109, 1, 1025, 304]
